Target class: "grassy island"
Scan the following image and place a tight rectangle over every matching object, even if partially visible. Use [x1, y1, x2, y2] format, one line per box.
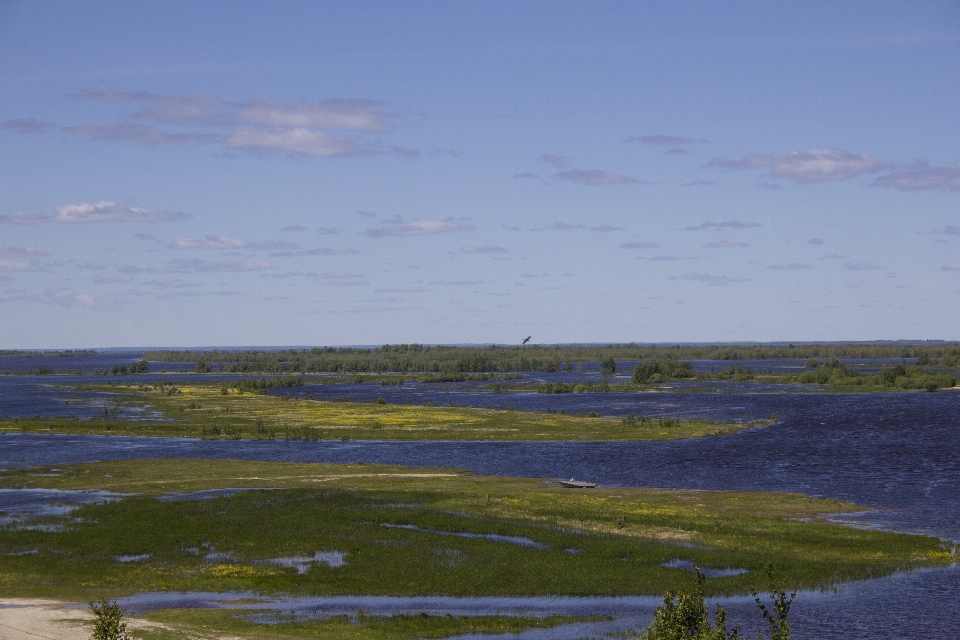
[0, 381, 772, 441]
[0, 459, 954, 638]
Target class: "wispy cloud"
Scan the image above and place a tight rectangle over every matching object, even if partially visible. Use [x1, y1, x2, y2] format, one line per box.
[62, 123, 218, 145]
[169, 258, 274, 272]
[623, 134, 706, 145]
[281, 224, 306, 232]
[808, 238, 825, 245]
[555, 169, 641, 185]
[319, 269, 368, 286]
[707, 149, 885, 183]
[672, 272, 751, 286]
[844, 261, 881, 270]
[461, 245, 507, 253]
[538, 154, 567, 169]
[1, 118, 55, 134]
[620, 242, 659, 249]
[686, 220, 760, 231]
[75, 91, 391, 131]
[822, 254, 848, 259]
[941, 263, 960, 271]
[271, 246, 359, 257]
[225, 127, 356, 157]
[365, 219, 474, 237]
[704, 239, 749, 248]
[318, 227, 340, 235]
[2, 201, 190, 224]
[0, 246, 47, 258]
[40, 287, 125, 310]
[374, 285, 430, 292]
[539, 222, 624, 232]
[142, 279, 194, 288]
[171, 235, 298, 250]
[944, 226, 960, 237]
[0, 260, 45, 272]
[59, 91, 394, 159]
[430, 280, 482, 286]
[768, 263, 813, 270]
[872, 161, 960, 192]
[94, 273, 135, 284]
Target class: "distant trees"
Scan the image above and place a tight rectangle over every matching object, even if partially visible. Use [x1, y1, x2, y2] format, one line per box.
[601, 356, 617, 374]
[129, 360, 149, 374]
[632, 359, 694, 383]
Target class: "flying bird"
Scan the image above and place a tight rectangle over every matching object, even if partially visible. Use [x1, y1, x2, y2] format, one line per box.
[522, 336, 531, 344]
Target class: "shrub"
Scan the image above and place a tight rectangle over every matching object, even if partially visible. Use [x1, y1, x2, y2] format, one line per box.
[89, 596, 131, 640]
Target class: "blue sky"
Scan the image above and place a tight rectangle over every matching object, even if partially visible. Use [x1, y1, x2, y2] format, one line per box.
[1, 1, 958, 348]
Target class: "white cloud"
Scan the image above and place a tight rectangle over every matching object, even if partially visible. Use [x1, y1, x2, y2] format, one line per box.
[768, 263, 813, 270]
[169, 258, 274, 272]
[271, 246, 359, 257]
[620, 242, 659, 249]
[461, 245, 507, 253]
[226, 127, 356, 157]
[0, 246, 47, 258]
[707, 149, 884, 183]
[555, 169, 641, 185]
[687, 220, 760, 231]
[0, 260, 42, 272]
[235, 98, 390, 131]
[7, 201, 191, 224]
[540, 222, 624, 232]
[873, 161, 960, 192]
[365, 219, 474, 237]
[704, 239, 749, 248]
[40, 287, 125, 310]
[171, 235, 298, 250]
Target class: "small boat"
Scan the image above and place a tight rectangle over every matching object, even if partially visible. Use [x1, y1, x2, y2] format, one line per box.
[558, 478, 596, 488]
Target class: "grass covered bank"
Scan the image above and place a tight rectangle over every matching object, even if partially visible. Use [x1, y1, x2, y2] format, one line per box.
[0, 459, 953, 604]
[0, 382, 769, 441]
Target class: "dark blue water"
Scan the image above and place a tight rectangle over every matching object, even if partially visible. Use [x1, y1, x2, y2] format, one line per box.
[1, 364, 958, 638]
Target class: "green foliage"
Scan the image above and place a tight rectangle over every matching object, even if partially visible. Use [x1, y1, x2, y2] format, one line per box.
[233, 376, 304, 394]
[129, 360, 149, 374]
[640, 565, 794, 640]
[601, 356, 617, 374]
[633, 359, 694, 383]
[639, 569, 738, 640]
[752, 564, 795, 640]
[89, 596, 131, 640]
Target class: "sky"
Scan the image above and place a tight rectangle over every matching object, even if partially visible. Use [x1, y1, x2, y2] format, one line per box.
[1, 1, 958, 348]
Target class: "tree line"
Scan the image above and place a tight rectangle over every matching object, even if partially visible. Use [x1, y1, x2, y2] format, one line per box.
[140, 342, 960, 374]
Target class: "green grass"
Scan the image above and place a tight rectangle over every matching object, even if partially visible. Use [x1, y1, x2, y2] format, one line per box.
[130, 609, 598, 640]
[0, 459, 953, 603]
[0, 382, 770, 441]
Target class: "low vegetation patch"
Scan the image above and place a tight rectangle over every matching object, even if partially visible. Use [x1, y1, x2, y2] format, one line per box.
[0, 459, 953, 604]
[0, 382, 768, 441]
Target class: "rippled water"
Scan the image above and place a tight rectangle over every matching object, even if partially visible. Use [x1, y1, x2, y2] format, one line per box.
[1, 365, 959, 638]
